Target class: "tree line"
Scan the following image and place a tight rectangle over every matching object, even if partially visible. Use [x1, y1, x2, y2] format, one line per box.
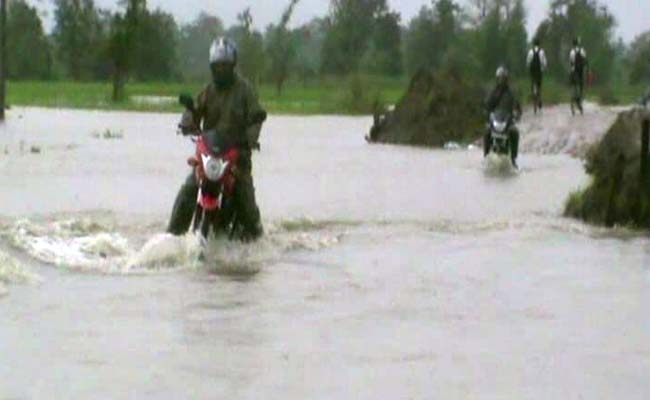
[5, 0, 650, 94]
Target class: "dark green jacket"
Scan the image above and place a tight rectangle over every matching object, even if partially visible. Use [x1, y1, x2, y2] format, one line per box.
[485, 84, 521, 119]
[194, 74, 265, 148]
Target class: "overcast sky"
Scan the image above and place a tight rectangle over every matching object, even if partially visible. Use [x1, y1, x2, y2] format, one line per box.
[31, 0, 650, 43]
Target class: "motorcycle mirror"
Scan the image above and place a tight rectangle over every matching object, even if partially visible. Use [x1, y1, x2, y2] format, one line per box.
[179, 94, 195, 112]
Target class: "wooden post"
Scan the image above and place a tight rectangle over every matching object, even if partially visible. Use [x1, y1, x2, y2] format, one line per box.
[606, 154, 625, 228]
[641, 119, 650, 193]
[0, 0, 6, 121]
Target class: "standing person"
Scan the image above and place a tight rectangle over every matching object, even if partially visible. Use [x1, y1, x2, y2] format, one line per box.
[569, 37, 588, 115]
[526, 37, 548, 114]
[167, 37, 266, 240]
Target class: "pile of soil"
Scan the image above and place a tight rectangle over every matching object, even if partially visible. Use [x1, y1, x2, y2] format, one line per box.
[565, 106, 650, 227]
[367, 68, 485, 147]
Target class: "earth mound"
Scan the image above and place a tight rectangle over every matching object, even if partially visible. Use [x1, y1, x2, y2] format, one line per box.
[565, 106, 650, 227]
[367, 68, 484, 147]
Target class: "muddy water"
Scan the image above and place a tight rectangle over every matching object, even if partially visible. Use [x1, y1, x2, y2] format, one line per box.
[1, 106, 649, 399]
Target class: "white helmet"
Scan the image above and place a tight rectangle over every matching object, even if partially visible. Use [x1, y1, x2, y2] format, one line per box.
[496, 65, 509, 80]
[209, 37, 237, 65]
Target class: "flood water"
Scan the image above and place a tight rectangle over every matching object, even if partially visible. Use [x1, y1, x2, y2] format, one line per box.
[1, 106, 649, 399]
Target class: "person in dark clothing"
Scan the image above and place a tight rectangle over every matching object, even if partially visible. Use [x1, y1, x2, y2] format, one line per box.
[569, 37, 589, 115]
[484, 66, 522, 168]
[167, 37, 265, 240]
[526, 37, 548, 112]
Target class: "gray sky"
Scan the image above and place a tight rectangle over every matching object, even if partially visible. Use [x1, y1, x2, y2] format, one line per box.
[31, 0, 650, 42]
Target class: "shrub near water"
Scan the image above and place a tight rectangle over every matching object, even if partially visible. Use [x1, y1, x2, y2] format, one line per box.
[565, 107, 650, 227]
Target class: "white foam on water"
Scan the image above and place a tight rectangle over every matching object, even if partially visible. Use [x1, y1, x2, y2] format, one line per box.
[125, 233, 202, 272]
[3, 218, 130, 272]
[0, 249, 40, 296]
[1, 215, 346, 275]
[483, 153, 518, 176]
[132, 228, 342, 275]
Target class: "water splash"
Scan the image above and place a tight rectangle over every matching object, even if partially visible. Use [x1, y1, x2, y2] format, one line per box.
[0, 249, 40, 296]
[3, 218, 129, 272]
[483, 153, 518, 177]
[125, 233, 201, 272]
[1, 215, 346, 275]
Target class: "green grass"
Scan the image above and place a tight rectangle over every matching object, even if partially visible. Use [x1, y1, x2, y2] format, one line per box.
[512, 78, 644, 107]
[6, 77, 408, 115]
[6, 76, 643, 115]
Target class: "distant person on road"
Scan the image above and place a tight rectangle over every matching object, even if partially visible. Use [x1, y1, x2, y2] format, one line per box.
[484, 66, 522, 168]
[569, 37, 589, 115]
[526, 37, 548, 113]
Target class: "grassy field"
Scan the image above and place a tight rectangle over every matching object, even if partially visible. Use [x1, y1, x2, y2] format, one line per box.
[6, 77, 408, 115]
[6, 77, 643, 115]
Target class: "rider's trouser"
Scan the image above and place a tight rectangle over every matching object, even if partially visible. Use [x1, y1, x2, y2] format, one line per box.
[571, 71, 585, 103]
[167, 153, 262, 238]
[531, 74, 543, 108]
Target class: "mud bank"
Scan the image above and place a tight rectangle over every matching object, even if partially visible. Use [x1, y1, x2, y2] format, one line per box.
[366, 68, 484, 147]
[519, 102, 626, 158]
[367, 66, 625, 158]
[565, 106, 650, 227]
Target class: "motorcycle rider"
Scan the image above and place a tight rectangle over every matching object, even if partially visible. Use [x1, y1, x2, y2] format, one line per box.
[526, 37, 548, 111]
[569, 37, 589, 115]
[484, 66, 522, 168]
[167, 37, 265, 240]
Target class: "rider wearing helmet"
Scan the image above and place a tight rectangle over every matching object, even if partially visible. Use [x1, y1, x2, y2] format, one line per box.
[167, 37, 266, 239]
[526, 37, 548, 111]
[569, 37, 588, 115]
[484, 66, 522, 168]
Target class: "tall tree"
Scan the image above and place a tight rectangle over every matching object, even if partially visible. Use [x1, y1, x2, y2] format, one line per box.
[7, 0, 51, 79]
[131, 8, 178, 81]
[478, 5, 505, 76]
[627, 31, 650, 84]
[404, 6, 435, 75]
[53, 0, 104, 80]
[109, 0, 146, 101]
[404, 1, 460, 75]
[0, 0, 6, 120]
[228, 8, 265, 86]
[320, 0, 391, 75]
[535, 0, 616, 85]
[178, 12, 224, 82]
[363, 8, 402, 76]
[290, 18, 327, 84]
[504, 0, 527, 75]
[265, 0, 299, 95]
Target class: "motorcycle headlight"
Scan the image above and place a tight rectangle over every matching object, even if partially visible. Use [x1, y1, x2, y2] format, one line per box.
[493, 120, 507, 133]
[202, 155, 227, 181]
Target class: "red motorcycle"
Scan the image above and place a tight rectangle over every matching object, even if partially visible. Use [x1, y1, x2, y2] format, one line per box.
[178, 94, 265, 242]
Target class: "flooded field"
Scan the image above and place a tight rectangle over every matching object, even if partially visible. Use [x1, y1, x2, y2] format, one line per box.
[1, 106, 649, 399]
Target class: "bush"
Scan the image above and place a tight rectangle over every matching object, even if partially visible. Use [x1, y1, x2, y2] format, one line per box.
[597, 86, 621, 105]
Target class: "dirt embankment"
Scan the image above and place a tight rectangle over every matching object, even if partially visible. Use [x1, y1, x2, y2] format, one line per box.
[519, 102, 627, 158]
[565, 106, 650, 227]
[367, 65, 627, 158]
[366, 68, 485, 147]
